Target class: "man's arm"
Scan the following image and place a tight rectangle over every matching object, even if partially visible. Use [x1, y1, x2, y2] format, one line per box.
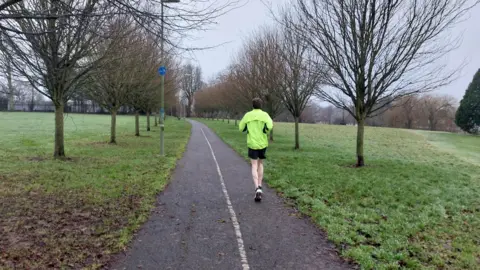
[265, 113, 273, 132]
[239, 114, 247, 132]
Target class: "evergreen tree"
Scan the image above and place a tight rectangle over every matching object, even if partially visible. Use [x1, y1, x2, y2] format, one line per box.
[456, 69, 480, 134]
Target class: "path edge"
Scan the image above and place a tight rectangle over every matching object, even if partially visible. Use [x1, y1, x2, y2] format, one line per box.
[105, 120, 193, 269]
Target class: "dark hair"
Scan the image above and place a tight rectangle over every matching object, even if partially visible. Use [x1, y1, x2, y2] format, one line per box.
[252, 98, 263, 109]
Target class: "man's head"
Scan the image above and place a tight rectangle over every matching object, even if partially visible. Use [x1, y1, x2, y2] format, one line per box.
[252, 98, 263, 109]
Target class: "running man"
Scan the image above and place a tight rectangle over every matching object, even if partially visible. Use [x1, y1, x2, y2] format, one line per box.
[239, 98, 273, 202]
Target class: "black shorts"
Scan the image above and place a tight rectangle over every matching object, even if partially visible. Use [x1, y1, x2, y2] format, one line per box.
[248, 148, 267, 160]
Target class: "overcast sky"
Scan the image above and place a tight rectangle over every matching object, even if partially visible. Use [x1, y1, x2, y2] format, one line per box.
[185, 0, 480, 102]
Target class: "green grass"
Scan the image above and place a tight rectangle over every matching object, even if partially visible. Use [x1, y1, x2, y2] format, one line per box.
[415, 130, 480, 165]
[200, 119, 480, 270]
[0, 112, 190, 269]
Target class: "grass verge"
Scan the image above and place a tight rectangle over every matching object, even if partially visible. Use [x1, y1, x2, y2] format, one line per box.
[0, 112, 190, 269]
[199, 119, 480, 270]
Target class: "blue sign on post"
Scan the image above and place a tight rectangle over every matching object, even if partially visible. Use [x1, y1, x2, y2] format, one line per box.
[158, 66, 166, 76]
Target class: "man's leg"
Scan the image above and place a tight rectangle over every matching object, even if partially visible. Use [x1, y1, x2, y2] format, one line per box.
[252, 159, 262, 202]
[257, 159, 264, 188]
[251, 159, 259, 189]
[249, 149, 262, 202]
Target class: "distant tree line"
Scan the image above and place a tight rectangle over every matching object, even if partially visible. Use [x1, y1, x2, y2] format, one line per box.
[298, 94, 460, 132]
[195, 88, 461, 133]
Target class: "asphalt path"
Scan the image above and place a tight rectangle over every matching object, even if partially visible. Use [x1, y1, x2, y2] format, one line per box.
[110, 120, 353, 270]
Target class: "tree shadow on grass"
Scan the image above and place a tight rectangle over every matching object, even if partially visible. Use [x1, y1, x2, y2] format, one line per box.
[26, 156, 80, 163]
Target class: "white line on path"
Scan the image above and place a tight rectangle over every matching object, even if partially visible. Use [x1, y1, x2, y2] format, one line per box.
[201, 128, 250, 270]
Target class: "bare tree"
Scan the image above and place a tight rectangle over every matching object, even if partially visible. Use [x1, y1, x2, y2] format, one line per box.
[5, 58, 14, 110]
[197, 71, 235, 121]
[127, 34, 181, 135]
[231, 31, 284, 140]
[194, 76, 236, 121]
[214, 77, 237, 122]
[247, 29, 284, 135]
[225, 65, 258, 124]
[0, 39, 15, 111]
[399, 96, 420, 129]
[143, 59, 181, 131]
[85, 19, 143, 144]
[299, 103, 321, 123]
[225, 71, 251, 125]
[143, 80, 161, 132]
[0, 0, 112, 158]
[0, 73, 36, 111]
[324, 105, 334, 124]
[420, 95, 456, 131]
[290, 0, 478, 166]
[243, 22, 324, 148]
[354, 93, 460, 131]
[273, 14, 326, 149]
[193, 88, 210, 118]
[9, 80, 39, 110]
[181, 63, 203, 118]
[0, 0, 242, 158]
[164, 66, 182, 118]
[152, 55, 182, 123]
[127, 36, 164, 137]
[220, 72, 249, 124]
[0, 0, 242, 39]
[27, 87, 43, 111]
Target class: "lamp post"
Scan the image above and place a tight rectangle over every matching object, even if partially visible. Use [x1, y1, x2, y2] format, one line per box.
[159, 0, 180, 156]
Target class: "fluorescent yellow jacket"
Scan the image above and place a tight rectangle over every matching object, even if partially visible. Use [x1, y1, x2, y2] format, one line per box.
[239, 109, 273, 150]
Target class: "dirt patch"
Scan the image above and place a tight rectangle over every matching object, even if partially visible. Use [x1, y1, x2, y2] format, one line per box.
[76, 141, 111, 148]
[126, 134, 152, 138]
[25, 156, 81, 163]
[60, 157, 81, 162]
[88, 141, 109, 146]
[0, 189, 138, 269]
[343, 164, 374, 169]
[81, 141, 133, 148]
[27, 157, 47, 162]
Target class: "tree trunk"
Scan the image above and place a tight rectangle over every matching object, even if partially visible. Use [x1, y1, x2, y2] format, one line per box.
[7, 61, 14, 111]
[294, 117, 300, 149]
[186, 99, 192, 118]
[154, 113, 158, 127]
[54, 103, 65, 158]
[110, 110, 117, 144]
[406, 118, 413, 129]
[429, 117, 436, 131]
[135, 111, 140, 136]
[29, 92, 35, 112]
[235, 118, 238, 126]
[269, 128, 274, 141]
[356, 118, 365, 167]
[147, 111, 151, 131]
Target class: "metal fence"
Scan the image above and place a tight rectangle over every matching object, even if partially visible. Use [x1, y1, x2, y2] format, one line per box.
[0, 102, 134, 114]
